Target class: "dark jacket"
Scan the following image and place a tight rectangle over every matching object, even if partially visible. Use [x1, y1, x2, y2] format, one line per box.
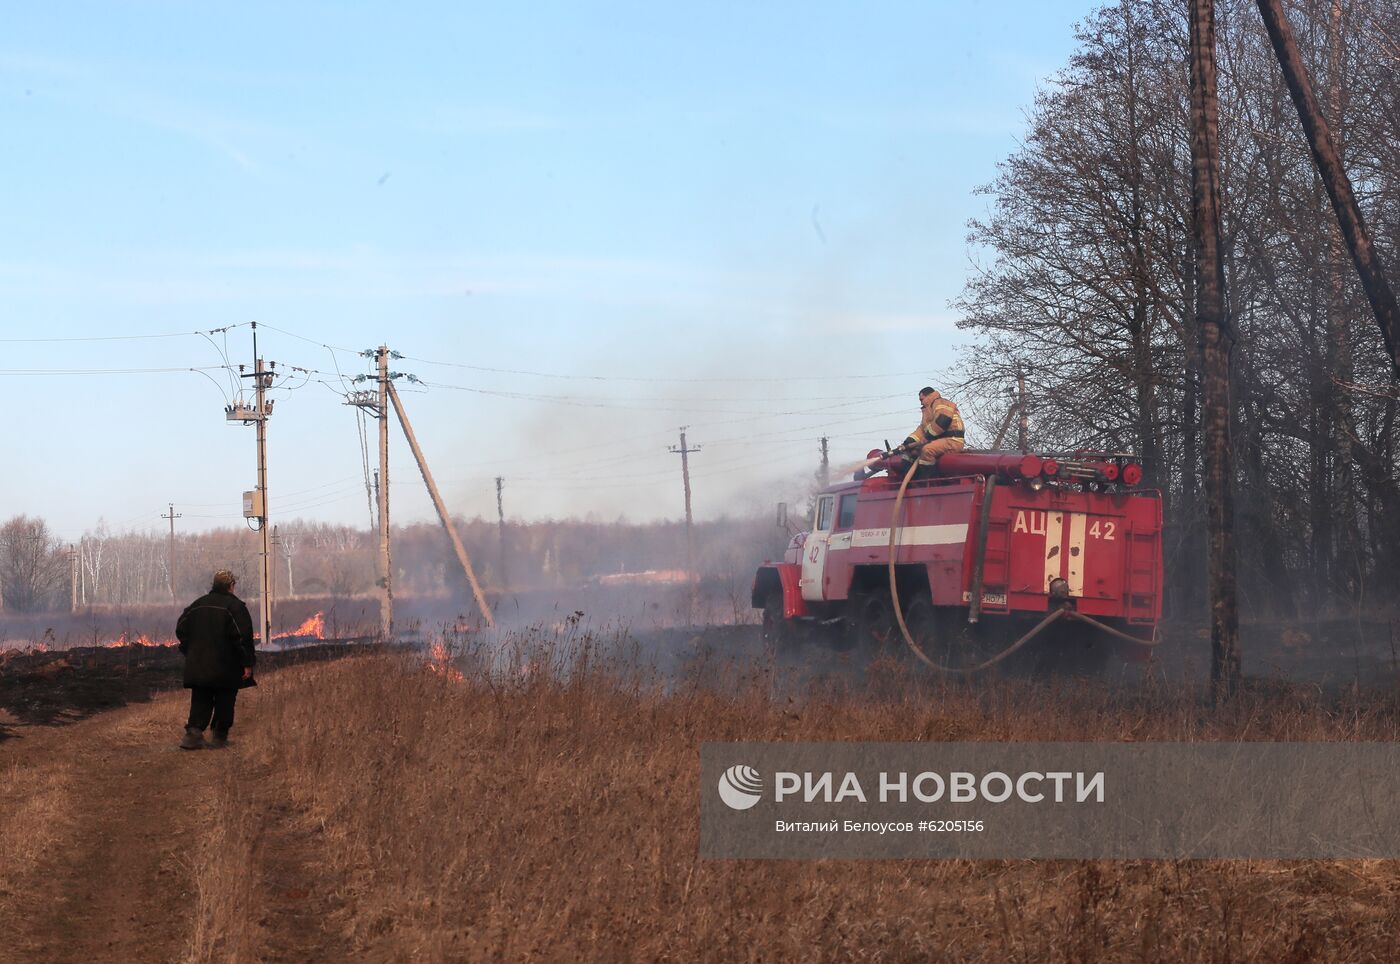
[176, 589, 256, 689]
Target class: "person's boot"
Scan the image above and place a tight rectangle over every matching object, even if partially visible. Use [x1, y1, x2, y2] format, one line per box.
[179, 726, 205, 750]
[208, 729, 229, 749]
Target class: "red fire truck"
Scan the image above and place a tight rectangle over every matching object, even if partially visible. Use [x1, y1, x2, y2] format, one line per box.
[751, 449, 1162, 670]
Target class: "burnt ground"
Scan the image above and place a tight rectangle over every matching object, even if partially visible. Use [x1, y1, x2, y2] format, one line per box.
[0, 640, 384, 741]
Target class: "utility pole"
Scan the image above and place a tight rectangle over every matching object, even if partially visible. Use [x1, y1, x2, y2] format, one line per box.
[162, 503, 182, 602]
[347, 374, 389, 635]
[818, 436, 830, 488]
[227, 323, 276, 649]
[495, 476, 508, 590]
[270, 525, 280, 611]
[376, 346, 393, 638]
[1190, 0, 1239, 700]
[1016, 363, 1030, 454]
[669, 427, 700, 621]
[386, 380, 495, 627]
[1256, 0, 1399, 378]
[253, 355, 273, 644]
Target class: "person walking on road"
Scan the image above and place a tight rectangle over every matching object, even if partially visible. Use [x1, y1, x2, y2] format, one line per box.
[175, 569, 255, 750]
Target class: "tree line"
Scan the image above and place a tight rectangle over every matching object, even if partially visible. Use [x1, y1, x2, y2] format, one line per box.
[0, 513, 791, 613]
[953, 0, 1399, 619]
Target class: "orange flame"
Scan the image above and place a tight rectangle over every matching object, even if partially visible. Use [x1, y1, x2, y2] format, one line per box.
[274, 612, 326, 640]
[426, 642, 464, 683]
[100, 632, 176, 649]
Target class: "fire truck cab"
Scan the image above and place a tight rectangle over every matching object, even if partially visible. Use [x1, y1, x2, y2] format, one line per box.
[752, 450, 1162, 668]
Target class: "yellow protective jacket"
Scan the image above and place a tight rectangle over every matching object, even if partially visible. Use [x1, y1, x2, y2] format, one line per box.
[904, 392, 966, 465]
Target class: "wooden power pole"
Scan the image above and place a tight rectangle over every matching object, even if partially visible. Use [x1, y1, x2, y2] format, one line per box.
[669, 427, 700, 621]
[162, 503, 181, 602]
[227, 323, 276, 648]
[1016, 363, 1030, 454]
[386, 381, 495, 627]
[377, 346, 393, 638]
[344, 350, 393, 637]
[270, 525, 280, 611]
[1190, 0, 1240, 700]
[1255, 0, 1399, 378]
[818, 436, 830, 488]
[495, 476, 508, 590]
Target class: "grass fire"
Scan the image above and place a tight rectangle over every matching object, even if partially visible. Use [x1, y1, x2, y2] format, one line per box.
[5, 0, 1400, 960]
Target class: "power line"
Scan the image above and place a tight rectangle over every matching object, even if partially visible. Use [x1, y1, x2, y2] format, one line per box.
[420, 379, 903, 406]
[0, 323, 249, 344]
[0, 365, 232, 375]
[400, 352, 939, 383]
[252, 322, 362, 356]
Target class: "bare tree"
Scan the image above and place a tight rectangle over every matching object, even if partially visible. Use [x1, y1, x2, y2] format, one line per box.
[0, 516, 69, 613]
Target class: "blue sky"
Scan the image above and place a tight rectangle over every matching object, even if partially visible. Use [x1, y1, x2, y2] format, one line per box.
[1, 1, 1099, 541]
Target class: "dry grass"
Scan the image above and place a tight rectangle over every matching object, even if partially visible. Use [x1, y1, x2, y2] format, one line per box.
[183, 765, 264, 963]
[0, 758, 73, 886]
[203, 630, 1400, 960]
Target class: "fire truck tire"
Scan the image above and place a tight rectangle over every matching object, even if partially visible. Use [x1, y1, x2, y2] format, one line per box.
[761, 593, 797, 653]
[922, 604, 983, 670]
[846, 592, 896, 654]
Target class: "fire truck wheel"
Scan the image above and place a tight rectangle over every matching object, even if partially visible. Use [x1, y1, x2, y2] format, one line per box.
[761, 593, 796, 653]
[846, 591, 896, 655]
[918, 604, 981, 670]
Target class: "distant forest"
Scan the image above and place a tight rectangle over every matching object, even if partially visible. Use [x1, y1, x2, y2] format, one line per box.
[0, 513, 792, 614]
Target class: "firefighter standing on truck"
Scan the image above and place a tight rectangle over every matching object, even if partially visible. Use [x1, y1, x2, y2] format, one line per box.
[900, 386, 965, 478]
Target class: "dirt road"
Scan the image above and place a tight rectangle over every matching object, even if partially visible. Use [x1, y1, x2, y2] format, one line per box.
[0, 690, 344, 962]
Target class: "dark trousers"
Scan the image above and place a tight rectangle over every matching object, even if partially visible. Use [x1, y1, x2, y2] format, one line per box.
[187, 687, 238, 734]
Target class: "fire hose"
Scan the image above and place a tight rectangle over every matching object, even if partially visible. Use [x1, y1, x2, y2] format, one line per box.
[885, 456, 1160, 674]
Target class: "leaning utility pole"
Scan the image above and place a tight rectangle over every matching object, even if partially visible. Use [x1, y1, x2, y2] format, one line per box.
[1190, 0, 1240, 700]
[669, 428, 700, 620]
[162, 503, 182, 602]
[1255, 0, 1399, 378]
[386, 381, 495, 627]
[495, 476, 508, 590]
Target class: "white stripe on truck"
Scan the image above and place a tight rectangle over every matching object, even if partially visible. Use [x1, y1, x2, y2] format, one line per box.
[849, 524, 968, 549]
[1067, 512, 1087, 596]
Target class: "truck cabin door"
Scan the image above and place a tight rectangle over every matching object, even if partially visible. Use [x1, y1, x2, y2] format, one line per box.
[800, 495, 835, 602]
